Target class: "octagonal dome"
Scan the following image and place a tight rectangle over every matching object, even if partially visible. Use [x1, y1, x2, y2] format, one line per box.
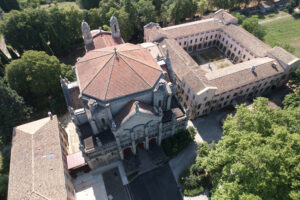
[76, 43, 163, 101]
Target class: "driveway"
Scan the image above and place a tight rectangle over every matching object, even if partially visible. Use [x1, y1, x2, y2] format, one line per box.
[190, 110, 230, 143]
[129, 164, 182, 200]
[169, 143, 198, 182]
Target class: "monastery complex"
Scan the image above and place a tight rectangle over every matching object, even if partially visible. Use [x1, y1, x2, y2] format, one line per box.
[7, 10, 300, 200]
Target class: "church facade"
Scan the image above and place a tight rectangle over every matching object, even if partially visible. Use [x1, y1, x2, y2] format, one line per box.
[61, 16, 188, 169]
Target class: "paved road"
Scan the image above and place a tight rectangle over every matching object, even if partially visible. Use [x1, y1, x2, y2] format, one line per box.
[129, 164, 182, 200]
[169, 143, 198, 182]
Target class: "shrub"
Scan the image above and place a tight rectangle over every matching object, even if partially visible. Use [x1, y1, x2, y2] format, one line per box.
[161, 126, 196, 156]
[183, 186, 204, 196]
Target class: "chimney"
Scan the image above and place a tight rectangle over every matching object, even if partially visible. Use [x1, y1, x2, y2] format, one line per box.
[48, 112, 53, 120]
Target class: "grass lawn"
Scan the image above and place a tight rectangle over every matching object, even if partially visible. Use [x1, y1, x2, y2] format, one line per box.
[262, 16, 300, 58]
[258, 11, 290, 22]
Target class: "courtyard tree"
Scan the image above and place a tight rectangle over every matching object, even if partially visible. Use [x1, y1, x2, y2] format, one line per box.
[5, 50, 74, 112]
[184, 98, 300, 199]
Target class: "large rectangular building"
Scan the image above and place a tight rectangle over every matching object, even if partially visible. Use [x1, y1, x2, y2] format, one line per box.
[7, 116, 75, 200]
[144, 10, 300, 119]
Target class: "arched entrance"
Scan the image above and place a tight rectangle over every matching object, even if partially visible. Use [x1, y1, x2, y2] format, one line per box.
[123, 147, 132, 157]
[149, 138, 157, 146]
[138, 142, 144, 149]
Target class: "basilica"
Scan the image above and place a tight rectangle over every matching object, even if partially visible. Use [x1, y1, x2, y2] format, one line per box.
[61, 15, 188, 169]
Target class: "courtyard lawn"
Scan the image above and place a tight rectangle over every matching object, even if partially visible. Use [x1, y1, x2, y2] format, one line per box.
[262, 16, 300, 57]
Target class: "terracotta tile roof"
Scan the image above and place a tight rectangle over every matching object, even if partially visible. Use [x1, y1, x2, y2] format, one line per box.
[67, 151, 85, 170]
[206, 58, 284, 94]
[86, 32, 124, 51]
[268, 46, 299, 65]
[222, 25, 272, 57]
[8, 116, 70, 200]
[162, 18, 221, 39]
[158, 38, 207, 93]
[114, 101, 155, 127]
[76, 43, 163, 101]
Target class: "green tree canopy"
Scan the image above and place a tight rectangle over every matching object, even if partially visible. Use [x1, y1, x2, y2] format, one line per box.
[0, 77, 31, 144]
[5, 50, 74, 112]
[76, 0, 100, 9]
[242, 16, 266, 40]
[169, 0, 197, 24]
[0, 0, 19, 12]
[189, 98, 300, 200]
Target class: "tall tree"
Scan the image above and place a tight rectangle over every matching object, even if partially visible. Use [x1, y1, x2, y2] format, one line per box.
[5, 50, 74, 112]
[169, 0, 197, 24]
[76, 0, 100, 9]
[186, 98, 300, 200]
[0, 77, 31, 144]
[0, 0, 19, 12]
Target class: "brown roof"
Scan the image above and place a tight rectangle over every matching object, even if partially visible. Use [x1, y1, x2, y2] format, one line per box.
[76, 43, 163, 101]
[86, 32, 124, 51]
[222, 25, 272, 57]
[162, 18, 222, 39]
[206, 58, 284, 94]
[114, 101, 155, 126]
[268, 47, 299, 65]
[8, 116, 70, 200]
[158, 38, 207, 93]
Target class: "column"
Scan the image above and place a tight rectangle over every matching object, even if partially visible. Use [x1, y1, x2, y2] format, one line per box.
[158, 122, 162, 145]
[131, 132, 136, 154]
[89, 120, 99, 135]
[167, 95, 172, 110]
[115, 136, 124, 160]
[145, 126, 149, 150]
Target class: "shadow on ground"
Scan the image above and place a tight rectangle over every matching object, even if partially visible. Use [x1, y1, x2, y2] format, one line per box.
[129, 164, 182, 200]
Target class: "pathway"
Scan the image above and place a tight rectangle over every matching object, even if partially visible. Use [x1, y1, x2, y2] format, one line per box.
[259, 14, 291, 24]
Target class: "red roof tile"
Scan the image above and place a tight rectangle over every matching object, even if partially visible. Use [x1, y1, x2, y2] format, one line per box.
[76, 43, 163, 101]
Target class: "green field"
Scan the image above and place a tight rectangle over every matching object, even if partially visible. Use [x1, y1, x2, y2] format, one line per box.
[262, 16, 300, 57]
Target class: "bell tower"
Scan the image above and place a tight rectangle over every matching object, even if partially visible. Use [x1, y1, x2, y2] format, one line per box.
[81, 20, 93, 45]
[110, 15, 121, 39]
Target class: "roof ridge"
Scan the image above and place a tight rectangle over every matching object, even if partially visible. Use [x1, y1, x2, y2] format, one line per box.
[118, 54, 152, 87]
[104, 54, 116, 99]
[77, 52, 112, 64]
[119, 52, 162, 72]
[82, 54, 115, 92]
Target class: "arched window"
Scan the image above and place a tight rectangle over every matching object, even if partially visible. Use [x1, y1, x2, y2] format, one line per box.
[101, 118, 105, 125]
[114, 24, 117, 32]
[158, 100, 162, 107]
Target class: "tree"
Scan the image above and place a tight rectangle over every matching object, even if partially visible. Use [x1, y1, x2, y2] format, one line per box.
[0, 7, 84, 56]
[283, 87, 300, 109]
[0, 78, 31, 144]
[197, 0, 208, 16]
[242, 16, 266, 40]
[187, 98, 300, 200]
[169, 0, 198, 24]
[5, 50, 74, 112]
[0, 0, 19, 12]
[289, 66, 300, 87]
[76, 0, 100, 9]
